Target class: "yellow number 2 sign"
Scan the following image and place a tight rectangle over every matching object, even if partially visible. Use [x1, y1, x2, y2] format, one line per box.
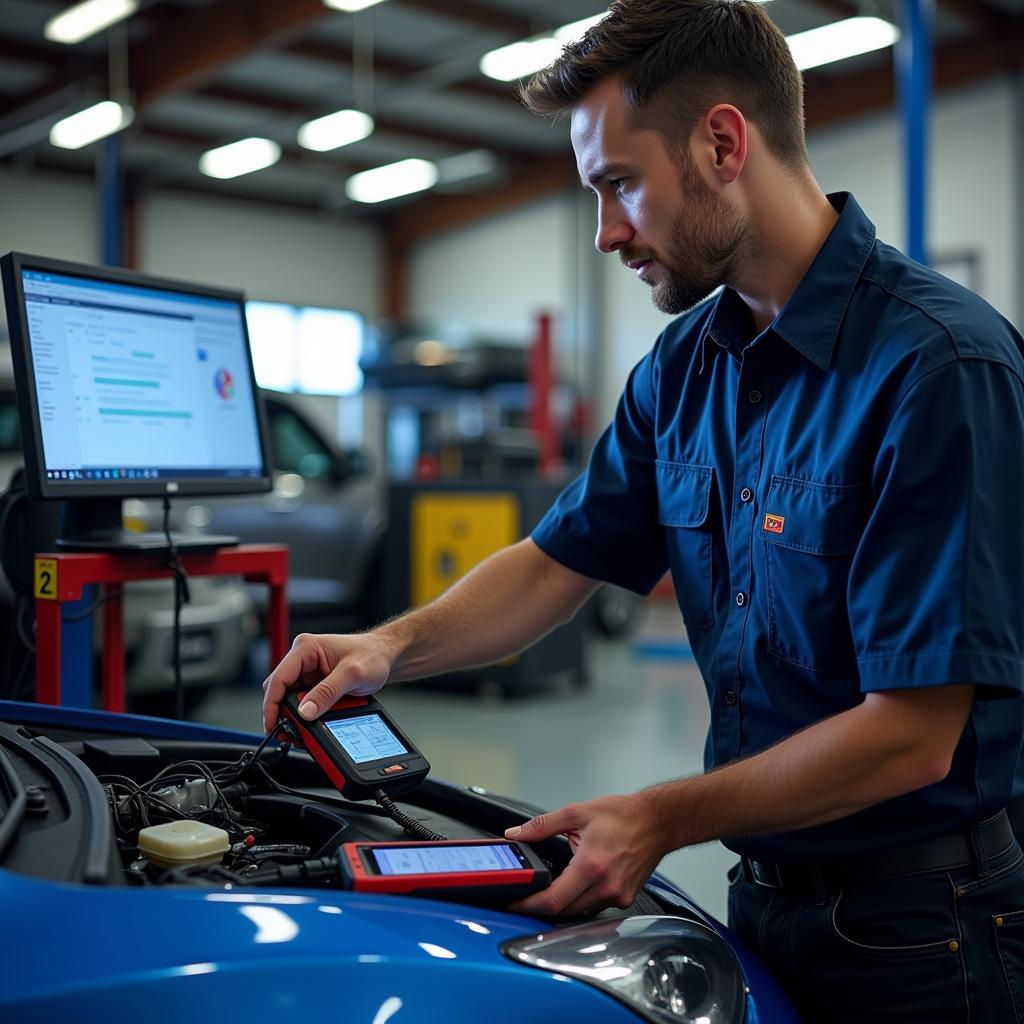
[34, 557, 58, 600]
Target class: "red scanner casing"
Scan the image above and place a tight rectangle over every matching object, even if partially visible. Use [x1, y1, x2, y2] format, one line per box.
[338, 839, 551, 903]
[279, 690, 429, 801]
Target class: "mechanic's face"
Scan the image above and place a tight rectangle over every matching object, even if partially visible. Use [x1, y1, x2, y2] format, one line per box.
[572, 77, 746, 314]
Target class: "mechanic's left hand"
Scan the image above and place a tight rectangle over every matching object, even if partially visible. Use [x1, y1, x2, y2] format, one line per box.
[504, 792, 669, 917]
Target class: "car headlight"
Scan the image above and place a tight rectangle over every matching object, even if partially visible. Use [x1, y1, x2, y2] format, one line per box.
[502, 915, 746, 1024]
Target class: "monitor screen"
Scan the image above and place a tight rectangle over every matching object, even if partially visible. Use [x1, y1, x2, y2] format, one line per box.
[0, 253, 271, 500]
[372, 843, 523, 876]
[326, 713, 409, 764]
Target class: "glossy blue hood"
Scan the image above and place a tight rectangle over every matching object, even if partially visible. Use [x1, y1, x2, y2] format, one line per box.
[1, 871, 629, 1022]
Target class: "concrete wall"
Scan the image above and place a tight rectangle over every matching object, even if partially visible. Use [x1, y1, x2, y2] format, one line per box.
[809, 78, 1017, 325]
[138, 194, 381, 319]
[408, 195, 577, 344]
[0, 168, 98, 270]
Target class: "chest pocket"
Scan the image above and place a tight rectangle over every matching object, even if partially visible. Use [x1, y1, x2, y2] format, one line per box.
[656, 460, 714, 630]
[762, 475, 865, 673]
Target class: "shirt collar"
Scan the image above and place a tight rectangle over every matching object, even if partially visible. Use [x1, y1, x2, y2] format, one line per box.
[699, 192, 877, 374]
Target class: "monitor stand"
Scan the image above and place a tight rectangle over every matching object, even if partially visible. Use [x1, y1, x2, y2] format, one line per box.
[55, 499, 239, 553]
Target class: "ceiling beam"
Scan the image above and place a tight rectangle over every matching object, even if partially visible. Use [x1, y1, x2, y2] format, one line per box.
[129, 123, 367, 178]
[807, 0, 860, 18]
[284, 37, 521, 108]
[0, 38, 69, 70]
[196, 83, 536, 159]
[0, 1, 334, 133]
[383, 153, 576, 247]
[130, 0, 333, 107]
[0, 152, 328, 214]
[396, 0, 534, 36]
[935, 0, 1007, 34]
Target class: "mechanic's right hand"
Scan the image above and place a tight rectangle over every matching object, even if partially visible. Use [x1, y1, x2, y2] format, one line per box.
[262, 632, 394, 733]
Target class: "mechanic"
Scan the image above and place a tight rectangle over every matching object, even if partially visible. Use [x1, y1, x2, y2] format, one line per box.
[262, 1, 1024, 1019]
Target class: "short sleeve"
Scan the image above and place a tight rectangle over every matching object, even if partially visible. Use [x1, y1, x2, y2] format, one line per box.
[531, 345, 668, 595]
[848, 358, 1024, 697]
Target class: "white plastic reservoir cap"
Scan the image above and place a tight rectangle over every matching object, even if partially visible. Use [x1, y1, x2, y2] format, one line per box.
[138, 820, 231, 869]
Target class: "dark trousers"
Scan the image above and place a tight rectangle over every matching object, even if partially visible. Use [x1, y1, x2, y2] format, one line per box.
[727, 839, 1024, 1023]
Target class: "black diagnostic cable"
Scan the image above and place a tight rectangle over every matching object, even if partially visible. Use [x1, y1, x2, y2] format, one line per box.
[14, 597, 34, 655]
[374, 789, 447, 842]
[10, 598, 35, 702]
[244, 760, 392, 818]
[161, 496, 190, 721]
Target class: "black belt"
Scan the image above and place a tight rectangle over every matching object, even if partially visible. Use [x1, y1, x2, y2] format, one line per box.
[742, 809, 1016, 892]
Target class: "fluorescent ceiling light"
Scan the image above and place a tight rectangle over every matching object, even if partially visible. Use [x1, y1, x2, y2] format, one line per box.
[199, 137, 281, 179]
[481, 12, 609, 81]
[345, 158, 438, 204]
[787, 17, 900, 71]
[553, 14, 606, 43]
[298, 109, 374, 152]
[323, 0, 389, 11]
[45, 0, 138, 45]
[481, 39, 563, 83]
[50, 100, 133, 149]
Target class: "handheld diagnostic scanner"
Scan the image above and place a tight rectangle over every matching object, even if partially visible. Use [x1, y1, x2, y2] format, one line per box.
[338, 839, 551, 902]
[279, 690, 430, 801]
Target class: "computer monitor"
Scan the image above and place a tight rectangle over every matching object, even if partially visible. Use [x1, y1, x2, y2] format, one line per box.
[0, 252, 272, 550]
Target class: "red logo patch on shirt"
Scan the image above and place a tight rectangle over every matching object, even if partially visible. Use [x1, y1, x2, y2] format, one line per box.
[763, 514, 786, 535]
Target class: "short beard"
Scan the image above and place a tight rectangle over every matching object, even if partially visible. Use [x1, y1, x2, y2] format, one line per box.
[629, 159, 747, 316]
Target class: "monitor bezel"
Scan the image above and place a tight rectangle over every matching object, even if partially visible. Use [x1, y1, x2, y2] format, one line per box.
[1, 251, 274, 502]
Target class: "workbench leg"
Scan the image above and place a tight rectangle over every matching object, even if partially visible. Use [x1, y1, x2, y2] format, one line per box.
[267, 580, 289, 670]
[34, 599, 62, 705]
[101, 586, 126, 713]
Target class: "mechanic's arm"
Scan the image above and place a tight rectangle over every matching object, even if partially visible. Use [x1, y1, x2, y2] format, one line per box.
[508, 683, 975, 916]
[262, 539, 598, 730]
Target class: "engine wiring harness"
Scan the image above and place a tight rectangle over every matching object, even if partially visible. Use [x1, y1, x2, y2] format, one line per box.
[98, 731, 447, 888]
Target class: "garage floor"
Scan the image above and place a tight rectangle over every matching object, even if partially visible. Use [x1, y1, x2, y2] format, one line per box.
[195, 600, 736, 922]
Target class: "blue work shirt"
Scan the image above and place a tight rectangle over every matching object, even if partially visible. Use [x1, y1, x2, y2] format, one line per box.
[532, 193, 1024, 862]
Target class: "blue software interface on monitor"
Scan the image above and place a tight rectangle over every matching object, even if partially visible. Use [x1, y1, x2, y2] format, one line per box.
[21, 269, 264, 481]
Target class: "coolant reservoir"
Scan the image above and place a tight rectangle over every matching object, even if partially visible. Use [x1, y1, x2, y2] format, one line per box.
[138, 820, 231, 869]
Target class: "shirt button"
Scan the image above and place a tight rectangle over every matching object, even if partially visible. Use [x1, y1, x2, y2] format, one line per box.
[724, 690, 738, 706]
[740, 488, 753, 503]
[748, 390, 763, 404]
[736, 592, 746, 607]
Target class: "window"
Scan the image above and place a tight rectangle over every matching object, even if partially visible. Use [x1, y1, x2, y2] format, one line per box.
[246, 302, 364, 397]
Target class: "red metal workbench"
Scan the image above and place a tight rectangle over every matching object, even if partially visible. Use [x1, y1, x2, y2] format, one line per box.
[32, 544, 288, 711]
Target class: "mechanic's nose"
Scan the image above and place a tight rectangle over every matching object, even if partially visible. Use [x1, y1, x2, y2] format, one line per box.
[595, 206, 634, 255]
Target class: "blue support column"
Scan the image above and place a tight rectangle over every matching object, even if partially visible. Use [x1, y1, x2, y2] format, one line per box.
[897, 0, 934, 266]
[98, 133, 123, 267]
[63, 132, 127, 705]
[60, 591, 96, 708]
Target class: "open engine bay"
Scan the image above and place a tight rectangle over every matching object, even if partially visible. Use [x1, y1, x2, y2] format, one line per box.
[0, 713, 696, 927]
[0, 717, 584, 894]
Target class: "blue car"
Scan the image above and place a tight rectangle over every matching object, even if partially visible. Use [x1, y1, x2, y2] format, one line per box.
[0, 699, 799, 1023]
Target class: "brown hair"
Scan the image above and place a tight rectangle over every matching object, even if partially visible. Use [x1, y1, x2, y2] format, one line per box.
[520, 0, 807, 169]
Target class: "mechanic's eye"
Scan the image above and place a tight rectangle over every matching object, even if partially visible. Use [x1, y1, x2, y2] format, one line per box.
[609, 178, 628, 194]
